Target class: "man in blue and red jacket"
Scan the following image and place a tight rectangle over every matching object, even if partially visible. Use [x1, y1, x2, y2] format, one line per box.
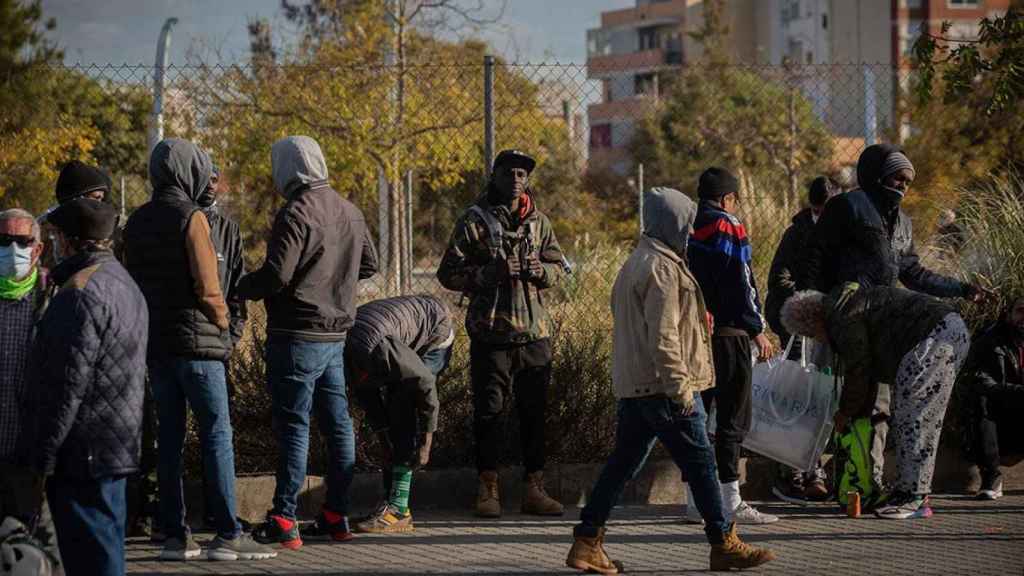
[687, 167, 778, 525]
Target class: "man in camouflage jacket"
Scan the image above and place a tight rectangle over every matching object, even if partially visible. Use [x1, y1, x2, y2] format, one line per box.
[436, 149, 566, 518]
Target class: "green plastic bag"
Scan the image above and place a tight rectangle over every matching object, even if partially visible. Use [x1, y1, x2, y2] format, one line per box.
[834, 417, 885, 510]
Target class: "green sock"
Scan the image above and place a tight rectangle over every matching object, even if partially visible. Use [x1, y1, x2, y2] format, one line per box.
[387, 466, 413, 515]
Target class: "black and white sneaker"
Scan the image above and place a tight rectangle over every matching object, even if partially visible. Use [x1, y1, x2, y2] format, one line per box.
[977, 475, 1004, 501]
[875, 493, 932, 520]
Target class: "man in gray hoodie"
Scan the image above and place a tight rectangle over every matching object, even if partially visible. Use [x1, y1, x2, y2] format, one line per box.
[238, 136, 378, 549]
[565, 188, 774, 574]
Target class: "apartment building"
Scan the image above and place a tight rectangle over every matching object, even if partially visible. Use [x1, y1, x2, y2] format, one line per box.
[585, 0, 691, 174]
[585, 0, 1009, 173]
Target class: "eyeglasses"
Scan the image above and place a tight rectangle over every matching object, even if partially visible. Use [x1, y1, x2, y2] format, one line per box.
[0, 234, 36, 248]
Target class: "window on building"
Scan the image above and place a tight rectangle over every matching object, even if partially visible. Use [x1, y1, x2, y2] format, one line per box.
[948, 20, 981, 41]
[635, 73, 658, 96]
[901, 0, 922, 7]
[590, 124, 612, 149]
[781, 0, 801, 25]
[949, 0, 979, 7]
[899, 19, 923, 56]
[638, 26, 657, 51]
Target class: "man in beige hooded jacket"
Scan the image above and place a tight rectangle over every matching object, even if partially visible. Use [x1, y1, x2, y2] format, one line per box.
[565, 188, 774, 574]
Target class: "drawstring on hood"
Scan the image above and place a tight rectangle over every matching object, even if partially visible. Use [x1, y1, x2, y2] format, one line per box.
[149, 138, 213, 204]
[643, 187, 697, 256]
[271, 136, 329, 199]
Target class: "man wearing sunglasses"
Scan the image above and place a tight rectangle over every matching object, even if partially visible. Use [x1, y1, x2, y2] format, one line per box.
[0, 208, 48, 468]
[0, 208, 58, 570]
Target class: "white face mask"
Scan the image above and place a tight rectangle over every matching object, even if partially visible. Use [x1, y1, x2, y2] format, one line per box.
[0, 243, 35, 279]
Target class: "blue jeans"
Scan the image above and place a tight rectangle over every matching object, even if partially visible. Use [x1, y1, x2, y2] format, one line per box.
[576, 394, 731, 545]
[47, 475, 126, 576]
[421, 344, 453, 377]
[266, 335, 354, 519]
[150, 355, 240, 540]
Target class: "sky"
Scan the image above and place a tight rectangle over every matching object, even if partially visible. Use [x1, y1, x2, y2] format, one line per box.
[41, 0, 636, 66]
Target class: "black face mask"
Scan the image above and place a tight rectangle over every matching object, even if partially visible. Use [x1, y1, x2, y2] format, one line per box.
[197, 187, 216, 209]
[879, 184, 905, 205]
[1011, 324, 1024, 342]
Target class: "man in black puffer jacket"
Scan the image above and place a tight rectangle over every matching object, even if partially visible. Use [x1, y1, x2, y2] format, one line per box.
[124, 139, 275, 562]
[803, 143, 985, 299]
[21, 199, 147, 576]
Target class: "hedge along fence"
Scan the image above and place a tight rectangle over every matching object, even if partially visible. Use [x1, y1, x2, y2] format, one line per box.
[184, 173, 1024, 477]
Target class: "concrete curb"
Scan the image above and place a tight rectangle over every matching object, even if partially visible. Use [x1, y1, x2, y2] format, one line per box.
[183, 447, 1022, 522]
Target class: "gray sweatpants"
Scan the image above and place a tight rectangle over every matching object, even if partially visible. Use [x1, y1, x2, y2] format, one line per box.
[891, 313, 970, 495]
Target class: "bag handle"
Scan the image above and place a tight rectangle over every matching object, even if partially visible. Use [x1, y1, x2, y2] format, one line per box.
[765, 336, 816, 426]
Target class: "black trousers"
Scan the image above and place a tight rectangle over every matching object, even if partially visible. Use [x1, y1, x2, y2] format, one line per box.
[702, 335, 752, 484]
[126, 378, 158, 531]
[470, 338, 552, 476]
[973, 392, 1024, 476]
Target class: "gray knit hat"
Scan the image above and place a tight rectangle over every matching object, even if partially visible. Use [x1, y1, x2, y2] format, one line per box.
[880, 151, 915, 183]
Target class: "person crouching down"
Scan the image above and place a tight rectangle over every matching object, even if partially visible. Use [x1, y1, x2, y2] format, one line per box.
[781, 284, 970, 519]
[345, 295, 454, 534]
[566, 188, 775, 574]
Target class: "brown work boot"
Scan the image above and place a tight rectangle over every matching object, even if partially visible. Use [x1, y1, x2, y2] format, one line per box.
[566, 527, 621, 574]
[476, 470, 501, 518]
[710, 524, 776, 571]
[521, 471, 564, 516]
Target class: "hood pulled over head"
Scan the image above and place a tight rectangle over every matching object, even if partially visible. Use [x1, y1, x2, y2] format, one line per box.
[149, 138, 213, 203]
[272, 136, 328, 198]
[643, 187, 697, 255]
[856, 143, 904, 196]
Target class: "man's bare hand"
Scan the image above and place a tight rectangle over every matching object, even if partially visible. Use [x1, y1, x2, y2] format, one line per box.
[753, 333, 776, 362]
[417, 432, 433, 467]
[525, 255, 545, 282]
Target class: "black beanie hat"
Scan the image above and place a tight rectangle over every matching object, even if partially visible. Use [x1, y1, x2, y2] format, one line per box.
[49, 198, 118, 241]
[55, 160, 111, 204]
[697, 167, 740, 200]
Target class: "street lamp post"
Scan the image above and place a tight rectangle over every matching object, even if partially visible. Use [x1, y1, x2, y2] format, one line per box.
[150, 18, 178, 152]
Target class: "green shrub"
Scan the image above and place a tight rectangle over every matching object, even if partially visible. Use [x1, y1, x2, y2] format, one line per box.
[948, 171, 1024, 328]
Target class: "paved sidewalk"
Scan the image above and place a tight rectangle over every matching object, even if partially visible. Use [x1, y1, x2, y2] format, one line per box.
[127, 492, 1024, 575]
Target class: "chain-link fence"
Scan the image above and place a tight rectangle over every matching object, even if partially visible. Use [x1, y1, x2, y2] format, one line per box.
[7, 58, 958, 473]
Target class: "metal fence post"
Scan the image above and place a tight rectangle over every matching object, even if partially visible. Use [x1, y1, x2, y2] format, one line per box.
[637, 163, 644, 234]
[403, 169, 413, 294]
[863, 64, 877, 146]
[484, 55, 495, 178]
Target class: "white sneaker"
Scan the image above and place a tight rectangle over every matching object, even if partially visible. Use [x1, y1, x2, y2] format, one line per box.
[732, 501, 779, 524]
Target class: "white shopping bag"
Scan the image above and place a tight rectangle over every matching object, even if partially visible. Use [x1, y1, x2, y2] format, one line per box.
[742, 336, 839, 472]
